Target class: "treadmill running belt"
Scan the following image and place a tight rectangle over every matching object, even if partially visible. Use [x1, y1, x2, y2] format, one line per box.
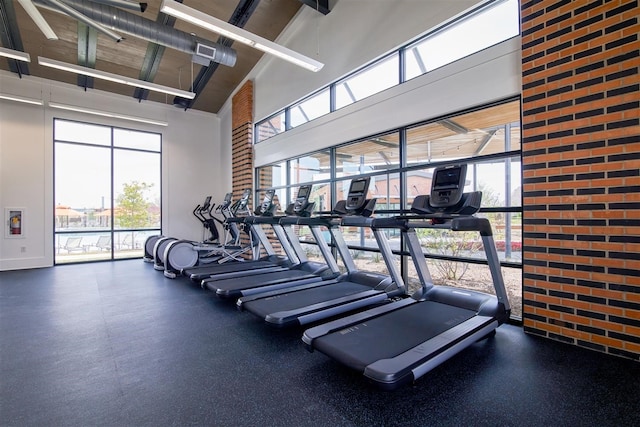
[244, 282, 370, 318]
[313, 301, 476, 372]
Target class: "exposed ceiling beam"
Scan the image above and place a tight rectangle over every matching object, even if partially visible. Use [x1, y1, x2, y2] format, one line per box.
[0, 0, 30, 77]
[439, 118, 469, 134]
[298, 0, 330, 15]
[30, 0, 235, 99]
[32, 0, 236, 65]
[133, 43, 166, 100]
[370, 137, 397, 148]
[473, 129, 498, 156]
[77, 22, 97, 89]
[133, 0, 182, 101]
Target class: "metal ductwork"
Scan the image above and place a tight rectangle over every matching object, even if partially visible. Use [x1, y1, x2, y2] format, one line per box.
[32, 0, 237, 67]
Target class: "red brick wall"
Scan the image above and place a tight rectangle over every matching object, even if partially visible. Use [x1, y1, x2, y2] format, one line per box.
[521, 0, 640, 360]
[231, 81, 254, 257]
[231, 81, 282, 254]
[232, 80, 254, 199]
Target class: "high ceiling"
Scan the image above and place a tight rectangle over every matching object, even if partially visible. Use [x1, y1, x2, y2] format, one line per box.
[0, 0, 327, 114]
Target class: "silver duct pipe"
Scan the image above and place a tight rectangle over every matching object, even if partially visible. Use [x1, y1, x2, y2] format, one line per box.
[88, 0, 147, 13]
[42, 0, 124, 42]
[32, 0, 236, 67]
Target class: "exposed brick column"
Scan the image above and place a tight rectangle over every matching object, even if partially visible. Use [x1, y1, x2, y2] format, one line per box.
[231, 81, 282, 256]
[521, 0, 640, 359]
[232, 80, 255, 199]
[231, 81, 255, 258]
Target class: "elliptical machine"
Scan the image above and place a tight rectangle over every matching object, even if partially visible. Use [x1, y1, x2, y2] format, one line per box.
[149, 192, 249, 272]
[193, 196, 220, 244]
[161, 190, 258, 278]
[143, 195, 226, 264]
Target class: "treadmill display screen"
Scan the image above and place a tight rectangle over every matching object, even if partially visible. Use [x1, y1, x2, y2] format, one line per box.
[297, 186, 310, 199]
[434, 167, 461, 189]
[350, 180, 367, 194]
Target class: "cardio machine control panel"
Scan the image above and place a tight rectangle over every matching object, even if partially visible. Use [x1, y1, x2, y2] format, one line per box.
[257, 189, 277, 216]
[233, 189, 252, 214]
[219, 192, 233, 209]
[330, 176, 376, 218]
[429, 164, 467, 208]
[345, 177, 370, 211]
[409, 164, 481, 217]
[292, 185, 314, 216]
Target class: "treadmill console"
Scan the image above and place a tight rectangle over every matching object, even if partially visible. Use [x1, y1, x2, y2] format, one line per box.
[345, 177, 370, 211]
[331, 176, 376, 217]
[430, 164, 466, 208]
[410, 164, 481, 217]
[291, 185, 315, 217]
[256, 189, 277, 216]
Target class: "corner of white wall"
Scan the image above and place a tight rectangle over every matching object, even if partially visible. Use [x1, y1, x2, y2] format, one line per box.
[0, 70, 224, 269]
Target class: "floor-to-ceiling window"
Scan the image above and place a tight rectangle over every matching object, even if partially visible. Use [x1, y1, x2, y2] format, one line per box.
[54, 119, 161, 264]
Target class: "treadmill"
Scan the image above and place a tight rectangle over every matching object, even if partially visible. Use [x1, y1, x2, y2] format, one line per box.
[302, 164, 511, 390]
[187, 187, 313, 282]
[203, 188, 344, 300]
[237, 176, 406, 328]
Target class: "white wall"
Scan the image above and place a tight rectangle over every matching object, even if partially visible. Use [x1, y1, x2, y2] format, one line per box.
[0, 97, 50, 270]
[0, 71, 222, 270]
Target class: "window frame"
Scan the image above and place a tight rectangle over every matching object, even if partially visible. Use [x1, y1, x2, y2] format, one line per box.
[254, 97, 523, 320]
[254, 0, 520, 144]
[53, 118, 162, 264]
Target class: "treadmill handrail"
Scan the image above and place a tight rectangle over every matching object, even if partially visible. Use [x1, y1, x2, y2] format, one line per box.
[293, 216, 342, 228]
[248, 216, 289, 225]
[371, 215, 493, 236]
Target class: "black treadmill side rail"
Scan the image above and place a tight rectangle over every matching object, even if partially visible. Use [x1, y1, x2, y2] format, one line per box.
[364, 316, 499, 390]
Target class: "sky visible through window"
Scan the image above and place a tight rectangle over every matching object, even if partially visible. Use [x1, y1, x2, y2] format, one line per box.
[54, 121, 160, 210]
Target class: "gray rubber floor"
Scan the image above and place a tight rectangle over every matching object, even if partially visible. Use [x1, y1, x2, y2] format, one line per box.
[1, 260, 638, 426]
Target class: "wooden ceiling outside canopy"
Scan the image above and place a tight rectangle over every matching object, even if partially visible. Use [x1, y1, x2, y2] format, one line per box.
[307, 100, 521, 168]
[1, 0, 303, 114]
